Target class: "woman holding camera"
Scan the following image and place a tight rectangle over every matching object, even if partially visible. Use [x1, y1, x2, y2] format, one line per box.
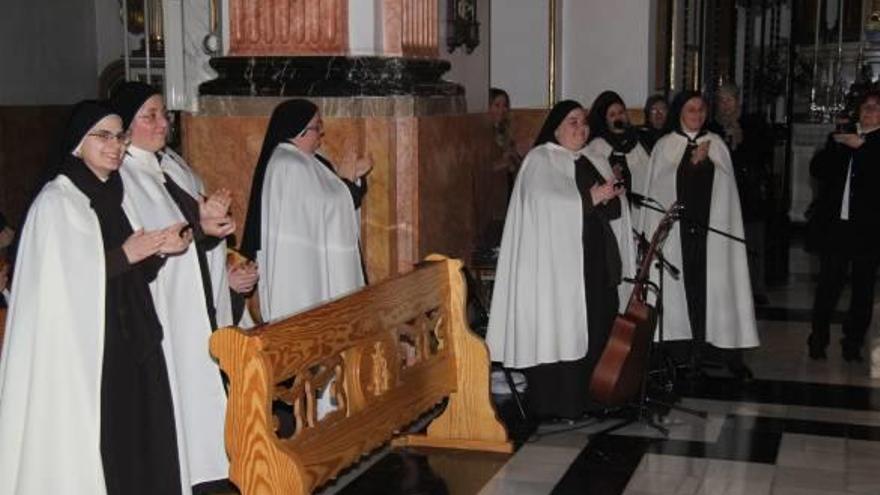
[808, 90, 880, 362]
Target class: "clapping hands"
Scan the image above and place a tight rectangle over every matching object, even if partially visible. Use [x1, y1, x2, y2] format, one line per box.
[228, 259, 259, 294]
[199, 188, 236, 238]
[590, 181, 624, 206]
[690, 141, 710, 165]
[122, 222, 192, 264]
[337, 151, 373, 182]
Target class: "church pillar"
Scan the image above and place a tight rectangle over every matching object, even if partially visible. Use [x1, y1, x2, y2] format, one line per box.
[181, 0, 476, 282]
[227, 0, 349, 55]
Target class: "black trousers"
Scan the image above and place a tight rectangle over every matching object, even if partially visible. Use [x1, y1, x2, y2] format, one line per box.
[811, 249, 880, 351]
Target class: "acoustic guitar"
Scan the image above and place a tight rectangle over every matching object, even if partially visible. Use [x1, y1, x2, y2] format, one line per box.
[588, 203, 680, 405]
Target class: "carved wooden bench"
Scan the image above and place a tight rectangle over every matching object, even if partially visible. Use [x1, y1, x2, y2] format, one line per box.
[209, 255, 512, 494]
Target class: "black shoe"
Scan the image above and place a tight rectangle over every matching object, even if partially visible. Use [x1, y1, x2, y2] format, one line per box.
[728, 362, 754, 382]
[808, 334, 827, 360]
[808, 345, 827, 360]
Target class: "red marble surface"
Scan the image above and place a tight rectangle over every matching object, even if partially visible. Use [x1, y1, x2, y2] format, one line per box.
[228, 0, 348, 55]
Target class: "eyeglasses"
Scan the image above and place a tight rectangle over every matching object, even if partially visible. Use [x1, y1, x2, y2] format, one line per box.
[136, 110, 172, 125]
[88, 130, 131, 145]
[299, 124, 323, 136]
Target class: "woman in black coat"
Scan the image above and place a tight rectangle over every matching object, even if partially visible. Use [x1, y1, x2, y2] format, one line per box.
[808, 90, 880, 361]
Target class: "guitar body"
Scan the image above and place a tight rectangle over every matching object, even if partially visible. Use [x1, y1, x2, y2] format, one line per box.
[589, 297, 658, 405]
[587, 202, 679, 407]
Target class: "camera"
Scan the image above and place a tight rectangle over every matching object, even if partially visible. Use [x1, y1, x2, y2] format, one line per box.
[835, 122, 857, 134]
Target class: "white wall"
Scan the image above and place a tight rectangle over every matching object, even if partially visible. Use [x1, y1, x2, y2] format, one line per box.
[440, 0, 491, 112]
[490, 0, 549, 108]
[349, 0, 382, 56]
[94, 0, 125, 78]
[560, 0, 653, 109]
[0, 0, 99, 104]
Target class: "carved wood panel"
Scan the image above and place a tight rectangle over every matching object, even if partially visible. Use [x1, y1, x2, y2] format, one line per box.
[228, 0, 349, 55]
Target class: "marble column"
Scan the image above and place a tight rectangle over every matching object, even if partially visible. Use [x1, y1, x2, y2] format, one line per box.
[227, 0, 349, 55]
[384, 0, 439, 57]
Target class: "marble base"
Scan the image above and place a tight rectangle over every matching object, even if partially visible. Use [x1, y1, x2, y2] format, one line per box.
[196, 95, 466, 118]
[199, 56, 464, 98]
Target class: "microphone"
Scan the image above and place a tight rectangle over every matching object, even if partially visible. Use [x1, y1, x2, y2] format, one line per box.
[628, 191, 653, 207]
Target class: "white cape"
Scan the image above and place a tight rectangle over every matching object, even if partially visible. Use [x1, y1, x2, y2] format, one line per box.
[120, 146, 229, 487]
[158, 148, 252, 328]
[641, 132, 759, 348]
[485, 143, 636, 369]
[0, 176, 108, 494]
[586, 136, 651, 228]
[257, 143, 365, 321]
[586, 137, 651, 195]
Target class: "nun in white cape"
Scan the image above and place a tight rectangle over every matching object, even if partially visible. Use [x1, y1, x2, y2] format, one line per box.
[241, 99, 366, 322]
[585, 90, 652, 228]
[0, 102, 182, 494]
[485, 100, 636, 419]
[111, 81, 229, 488]
[640, 91, 759, 353]
[158, 147, 256, 329]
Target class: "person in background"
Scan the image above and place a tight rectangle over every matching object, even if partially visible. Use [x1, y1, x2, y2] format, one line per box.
[486, 100, 635, 421]
[638, 94, 669, 153]
[807, 90, 880, 362]
[709, 83, 773, 306]
[489, 88, 524, 194]
[477, 87, 525, 250]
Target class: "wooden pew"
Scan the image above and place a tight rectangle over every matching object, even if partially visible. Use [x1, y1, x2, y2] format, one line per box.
[209, 255, 512, 495]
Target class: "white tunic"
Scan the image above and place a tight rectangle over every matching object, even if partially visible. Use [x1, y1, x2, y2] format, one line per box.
[120, 146, 229, 487]
[641, 132, 759, 348]
[586, 136, 652, 228]
[257, 143, 365, 321]
[485, 143, 636, 369]
[158, 149, 248, 328]
[0, 176, 108, 494]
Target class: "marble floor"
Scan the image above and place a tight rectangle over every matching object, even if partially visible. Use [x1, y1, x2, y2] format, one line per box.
[284, 244, 880, 495]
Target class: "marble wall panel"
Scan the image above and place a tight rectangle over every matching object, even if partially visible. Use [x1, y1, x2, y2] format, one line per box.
[416, 113, 495, 263]
[509, 108, 548, 150]
[197, 95, 465, 118]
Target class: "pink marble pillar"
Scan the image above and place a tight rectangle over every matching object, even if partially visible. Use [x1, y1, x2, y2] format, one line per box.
[228, 0, 349, 55]
[383, 0, 438, 57]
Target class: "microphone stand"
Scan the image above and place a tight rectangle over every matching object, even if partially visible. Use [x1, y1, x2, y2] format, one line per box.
[632, 194, 744, 386]
[632, 195, 748, 247]
[631, 228, 706, 425]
